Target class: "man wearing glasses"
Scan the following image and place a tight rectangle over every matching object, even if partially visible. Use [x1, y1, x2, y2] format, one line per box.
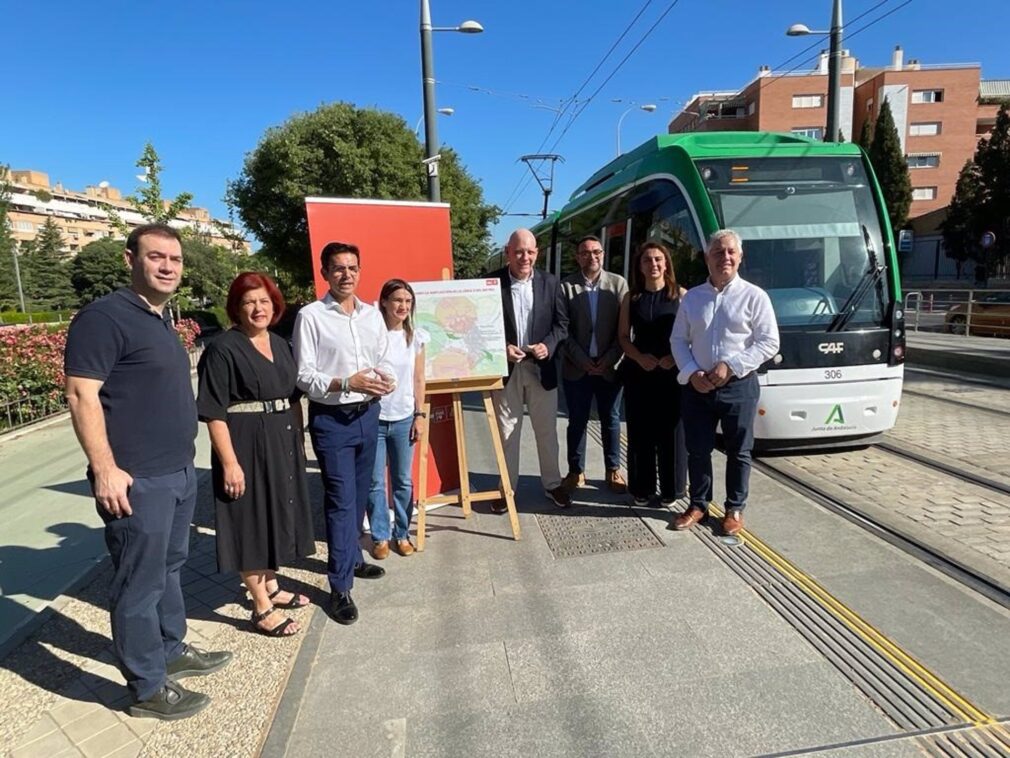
[294, 242, 395, 625]
[560, 235, 629, 494]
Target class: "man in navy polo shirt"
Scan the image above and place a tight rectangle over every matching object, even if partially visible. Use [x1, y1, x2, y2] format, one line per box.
[65, 224, 232, 721]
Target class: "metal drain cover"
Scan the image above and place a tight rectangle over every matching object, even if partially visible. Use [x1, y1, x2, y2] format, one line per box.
[536, 512, 664, 558]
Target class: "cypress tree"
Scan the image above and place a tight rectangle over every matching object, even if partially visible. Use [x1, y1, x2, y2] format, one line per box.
[868, 98, 912, 235]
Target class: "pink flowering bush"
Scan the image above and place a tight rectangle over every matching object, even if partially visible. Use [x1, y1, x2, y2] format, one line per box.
[0, 318, 200, 429]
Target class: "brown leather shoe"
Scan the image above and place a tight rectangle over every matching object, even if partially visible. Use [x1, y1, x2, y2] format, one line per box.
[606, 469, 627, 494]
[371, 540, 390, 560]
[561, 471, 585, 491]
[673, 507, 706, 531]
[393, 539, 415, 556]
[722, 509, 744, 536]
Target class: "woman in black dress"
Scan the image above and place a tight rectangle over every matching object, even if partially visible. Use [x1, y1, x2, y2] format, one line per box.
[197, 272, 314, 636]
[618, 241, 689, 506]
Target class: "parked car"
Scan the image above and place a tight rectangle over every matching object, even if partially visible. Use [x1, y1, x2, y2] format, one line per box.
[944, 292, 1010, 337]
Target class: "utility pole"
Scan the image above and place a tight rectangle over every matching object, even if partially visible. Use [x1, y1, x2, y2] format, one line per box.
[519, 154, 564, 219]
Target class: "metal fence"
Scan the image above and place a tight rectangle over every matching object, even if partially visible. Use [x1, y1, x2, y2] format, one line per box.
[903, 289, 1010, 338]
[0, 393, 69, 433]
[0, 347, 206, 435]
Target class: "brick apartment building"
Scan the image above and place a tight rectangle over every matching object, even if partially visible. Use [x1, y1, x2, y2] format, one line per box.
[4, 168, 250, 255]
[668, 46, 1009, 223]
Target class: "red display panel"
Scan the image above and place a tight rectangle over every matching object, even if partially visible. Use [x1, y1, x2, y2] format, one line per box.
[304, 197, 459, 495]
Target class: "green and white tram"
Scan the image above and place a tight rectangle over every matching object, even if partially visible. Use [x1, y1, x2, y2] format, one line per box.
[525, 132, 905, 448]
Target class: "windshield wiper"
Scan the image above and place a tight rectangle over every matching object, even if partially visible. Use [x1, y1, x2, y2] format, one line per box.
[827, 225, 885, 332]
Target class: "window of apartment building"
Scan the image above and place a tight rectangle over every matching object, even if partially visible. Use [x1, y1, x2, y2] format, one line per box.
[14, 220, 34, 232]
[747, 101, 756, 115]
[911, 187, 937, 201]
[866, 97, 874, 111]
[792, 94, 824, 109]
[909, 122, 941, 136]
[911, 89, 943, 104]
[791, 127, 825, 139]
[907, 153, 940, 169]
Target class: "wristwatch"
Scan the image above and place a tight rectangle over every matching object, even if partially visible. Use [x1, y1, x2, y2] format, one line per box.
[413, 410, 427, 418]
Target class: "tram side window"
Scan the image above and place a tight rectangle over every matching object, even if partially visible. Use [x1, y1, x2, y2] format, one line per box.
[628, 180, 705, 286]
[534, 229, 553, 272]
[558, 205, 607, 279]
[604, 220, 627, 277]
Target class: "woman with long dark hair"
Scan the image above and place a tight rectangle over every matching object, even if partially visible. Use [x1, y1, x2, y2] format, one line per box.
[366, 279, 428, 559]
[197, 272, 314, 636]
[617, 241, 688, 506]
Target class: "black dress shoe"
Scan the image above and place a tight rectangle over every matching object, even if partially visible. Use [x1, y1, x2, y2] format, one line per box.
[127, 679, 210, 721]
[354, 561, 385, 579]
[330, 591, 358, 625]
[166, 644, 234, 679]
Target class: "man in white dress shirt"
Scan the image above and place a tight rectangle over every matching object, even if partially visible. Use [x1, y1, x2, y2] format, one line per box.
[670, 229, 779, 536]
[294, 241, 396, 625]
[491, 228, 571, 509]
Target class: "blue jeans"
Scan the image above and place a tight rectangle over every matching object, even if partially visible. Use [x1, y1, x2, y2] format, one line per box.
[95, 465, 197, 702]
[308, 402, 379, 593]
[563, 374, 623, 474]
[367, 416, 415, 542]
[681, 374, 759, 512]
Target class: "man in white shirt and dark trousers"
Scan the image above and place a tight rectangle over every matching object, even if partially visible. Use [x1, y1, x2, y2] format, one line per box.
[294, 242, 396, 625]
[670, 229, 779, 536]
[491, 228, 572, 509]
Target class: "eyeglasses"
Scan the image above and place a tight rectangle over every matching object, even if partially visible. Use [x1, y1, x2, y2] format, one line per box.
[578, 249, 604, 257]
[328, 265, 360, 275]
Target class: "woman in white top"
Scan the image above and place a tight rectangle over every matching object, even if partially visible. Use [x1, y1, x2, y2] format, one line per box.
[366, 279, 427, 559]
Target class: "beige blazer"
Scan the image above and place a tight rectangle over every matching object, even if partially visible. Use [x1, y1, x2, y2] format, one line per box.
[560, 270, 629, 382]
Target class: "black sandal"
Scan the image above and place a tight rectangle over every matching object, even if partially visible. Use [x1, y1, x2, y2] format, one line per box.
[250, 605, 299, 637]
[268, 588, 310, 609]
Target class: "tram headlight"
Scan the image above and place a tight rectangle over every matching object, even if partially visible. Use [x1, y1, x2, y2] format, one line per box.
[895, 308, 903, 320]
[872, 349, 881, 359]
[893, 345, 904, 359]
[701, 166, 713, 181]
[773, 354, 783, 364]
[894, 329, 902, 338]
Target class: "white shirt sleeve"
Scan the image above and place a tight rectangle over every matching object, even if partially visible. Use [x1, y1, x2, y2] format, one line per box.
[671, 298, 702, 385]
[293, 308, 333, 400]
[724, 289, 780, 378]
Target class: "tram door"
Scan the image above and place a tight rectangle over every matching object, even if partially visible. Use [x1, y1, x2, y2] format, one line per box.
[603, 220, 628, 279]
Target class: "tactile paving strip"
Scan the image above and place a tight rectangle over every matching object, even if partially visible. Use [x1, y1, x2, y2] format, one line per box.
[536, 511, 663, 558]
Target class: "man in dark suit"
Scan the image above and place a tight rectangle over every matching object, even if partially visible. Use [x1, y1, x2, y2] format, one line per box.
[560, 235, 629, 494]
[491, 228, 571, 509]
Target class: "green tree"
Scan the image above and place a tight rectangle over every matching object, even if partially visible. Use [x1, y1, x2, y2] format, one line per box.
[227, 102, 499, 282]
[941, 161, 983, 276]
[974, 102, 1010, 268]
[868, 98, 912, 236]
[105, 142, 194, 235]
[71, 238, 131, 305]
[857, 118, 874, 153]
[180, 237, 238, 307]
[22, 217, 76, 309]
[0, 168, 22, 311]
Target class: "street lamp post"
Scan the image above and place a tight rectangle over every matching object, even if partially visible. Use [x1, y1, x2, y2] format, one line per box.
[616, 104, 657, 156]
[787, 0, 843, 142]
[420, 0, 482, 202]
[414, 107, 454, 135]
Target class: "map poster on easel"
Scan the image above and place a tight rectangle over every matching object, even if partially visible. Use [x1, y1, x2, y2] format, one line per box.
[412, 279, 508, 382]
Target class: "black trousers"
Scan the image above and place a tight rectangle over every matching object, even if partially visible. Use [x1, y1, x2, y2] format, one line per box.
[97, 465, 197, 702]
[623, 366, 687, 500]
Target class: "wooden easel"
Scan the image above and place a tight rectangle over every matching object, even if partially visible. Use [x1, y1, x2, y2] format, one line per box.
[415, 376, 520, 550]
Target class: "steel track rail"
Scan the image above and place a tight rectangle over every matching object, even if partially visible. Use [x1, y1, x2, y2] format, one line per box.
[755, 458, 1010, 611]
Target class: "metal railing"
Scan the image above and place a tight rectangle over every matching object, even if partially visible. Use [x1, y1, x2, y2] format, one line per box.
[0, 393, 69, 433]
[903, 288, 1010, 338]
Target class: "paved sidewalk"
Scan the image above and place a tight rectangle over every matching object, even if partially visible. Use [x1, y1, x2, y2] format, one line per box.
[906, 332, 1010, 378]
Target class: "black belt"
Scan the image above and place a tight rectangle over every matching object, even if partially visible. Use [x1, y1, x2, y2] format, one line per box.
[310, 397, 379, 417]
[726, 372, 754, 384]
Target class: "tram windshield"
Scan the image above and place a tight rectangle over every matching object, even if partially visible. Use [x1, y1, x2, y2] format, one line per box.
[697, 156, 891, 331]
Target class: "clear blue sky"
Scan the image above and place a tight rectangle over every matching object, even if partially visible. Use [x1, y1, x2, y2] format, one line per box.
[4, 0, 1008, 247]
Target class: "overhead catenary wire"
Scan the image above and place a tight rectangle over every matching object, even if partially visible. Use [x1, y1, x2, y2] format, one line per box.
[502, 0, 685, 213]
[499, 0, 661, 214]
